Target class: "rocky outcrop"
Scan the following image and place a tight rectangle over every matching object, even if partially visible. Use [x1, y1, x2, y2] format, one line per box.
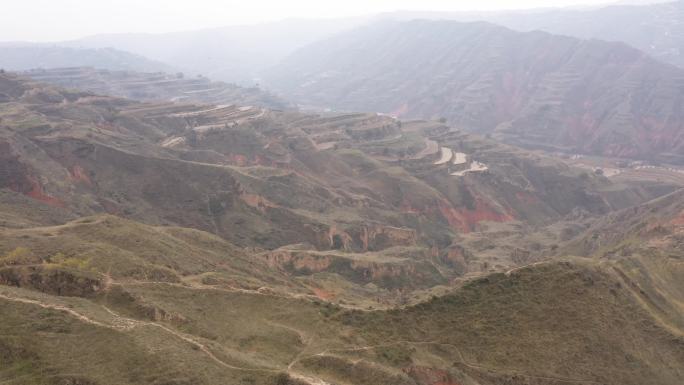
[0, 266, 101, 297]
[359, 225, 417, 251]
[261, 249, 445, 289]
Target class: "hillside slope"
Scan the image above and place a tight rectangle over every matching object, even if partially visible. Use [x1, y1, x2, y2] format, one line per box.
[265, 20, 684, 162]
[0, 72, 683, 385]
[381, 1, 684, 69]
[484, 0, 684, 70]
[23, 67, 289, 109]
[0, 45, 171, 73]
[2, 70, 673, 300]
[0, 247, 682, 385]
[1, 71, 664, 247]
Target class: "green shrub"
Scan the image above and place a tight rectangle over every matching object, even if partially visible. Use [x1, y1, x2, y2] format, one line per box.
[0, 247, 40, 266]
[49, 252, 90, 270]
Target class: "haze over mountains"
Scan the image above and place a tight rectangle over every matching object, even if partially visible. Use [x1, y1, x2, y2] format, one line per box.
[4, 1, 683, 85]
[266, 20, 684, 161]
[23, 67, 289, 109]
[6, 2, 682, 163]
[65, 18, 367, 84]
[1, 1, 684, 385]
[455, 0, 684, 69]
[0, 45, 172, 73]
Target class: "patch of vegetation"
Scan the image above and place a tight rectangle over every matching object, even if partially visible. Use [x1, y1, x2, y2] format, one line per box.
[337, 261, 684, 385]
[0, 247, 41, 266]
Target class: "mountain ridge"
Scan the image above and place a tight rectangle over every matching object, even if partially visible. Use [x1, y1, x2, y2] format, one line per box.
[265, 19, 684, 162]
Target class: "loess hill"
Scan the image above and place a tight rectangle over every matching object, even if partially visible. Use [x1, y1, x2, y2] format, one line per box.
[23, 67, 290, 110]
[265, 20, 684, 163]
[0, 72, 683, 385]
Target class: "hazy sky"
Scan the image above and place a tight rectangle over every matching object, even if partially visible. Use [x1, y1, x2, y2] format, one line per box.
[2, 0, 632, 41]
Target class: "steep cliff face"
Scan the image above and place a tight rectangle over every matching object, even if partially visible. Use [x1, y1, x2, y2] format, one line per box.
[261, 248, 445, 290]
[0, 265, 101, 297]
[266, 20, 684, 162]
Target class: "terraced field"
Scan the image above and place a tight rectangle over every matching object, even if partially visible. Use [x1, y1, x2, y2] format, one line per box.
[266, 20, 684, 162]
[24, 67, 289, 109]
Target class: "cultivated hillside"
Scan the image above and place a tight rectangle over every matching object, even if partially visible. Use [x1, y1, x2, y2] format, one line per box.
[0, 71, 662, 252]
[1, 72, 683, 385]
[265, 20, 684, 162]
[23, 67, 290, 109]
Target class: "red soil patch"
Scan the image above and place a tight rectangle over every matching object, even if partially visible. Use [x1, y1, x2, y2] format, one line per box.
[240, 192, 278, 213]
[312, 287, 335, 301]
[69, 165, 92, 186]
[670, 210, 684, 226]
[438, 198, 514, 233]
[24, 176, 64, 207]
[0, 144, 64, 207]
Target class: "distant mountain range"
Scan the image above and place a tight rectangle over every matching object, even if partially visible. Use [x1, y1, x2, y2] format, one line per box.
[265, 20, 684, 162]
[2, 1, 683, 86]
[64, 18, 367, 85]
[50, 1, 684, 84]
[386, 0, 684, 69]
[488, 0, 684, 69]
[0, 45, 172, 73]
